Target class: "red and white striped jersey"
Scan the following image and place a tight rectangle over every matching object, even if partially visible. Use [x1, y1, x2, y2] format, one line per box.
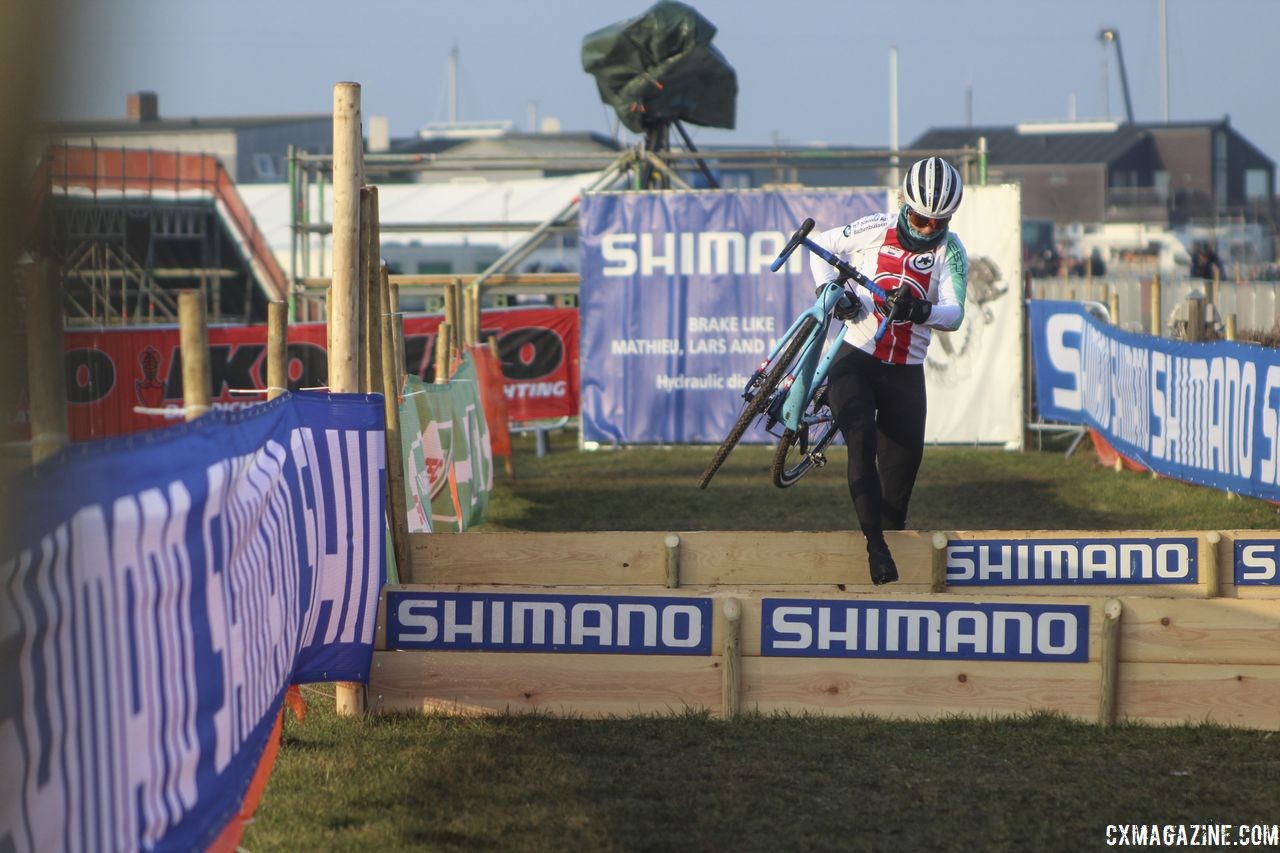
[809, 212, 969, 365]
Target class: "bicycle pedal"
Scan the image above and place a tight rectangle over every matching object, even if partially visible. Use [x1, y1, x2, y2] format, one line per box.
[812, 453, 827, 468]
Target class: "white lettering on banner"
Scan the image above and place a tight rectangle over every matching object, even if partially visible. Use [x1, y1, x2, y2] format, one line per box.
[1, 422, 383, 852]
[764, 601, 1086, 661]
[599, 230, 800, 277]
[656, 374, 726, 391]
[946, 539, 1196, 584]
[1260, 366, 1280, 486]
[392, 596, 707, 651]
[610, 339, 682, 356]
[1152, 353, 1257, 478]
[1239, 544, 1279, 582]
[1045, 313, 1085, 412]
[504, 381, 567, 400]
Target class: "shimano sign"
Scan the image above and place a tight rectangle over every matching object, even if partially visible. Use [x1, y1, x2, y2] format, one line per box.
[946, 537, 1198, 585]
[387, 592, 712, 655]
[761, 599, 1089, 662]
[1233, 539, 1280, 585]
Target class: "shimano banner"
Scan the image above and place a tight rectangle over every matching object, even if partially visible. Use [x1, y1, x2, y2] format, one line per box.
[579, 189, 884, 444]
[1031, 300, 1280, 503]
[579, 187, 1024, 445]
[0, 392, 385, 852]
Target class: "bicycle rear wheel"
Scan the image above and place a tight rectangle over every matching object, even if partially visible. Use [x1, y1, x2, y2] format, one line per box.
[771, 419, 840, 487]
[698, 316, 818, 489]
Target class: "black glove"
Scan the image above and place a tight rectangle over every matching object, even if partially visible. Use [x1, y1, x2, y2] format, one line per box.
[885, 289, 932, 324]
[833, 293, 864, 322]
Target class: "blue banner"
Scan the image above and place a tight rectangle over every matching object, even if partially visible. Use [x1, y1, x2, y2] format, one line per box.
[0, 392, 386, 852]
[579, 190, 885, 444]
[387, 591, 712, 655]
[1234, 538, 1280, 585]
[1030, 300, 1280, 502]
[761, 599, 1090, 662]
[946, 536, 1199, 586]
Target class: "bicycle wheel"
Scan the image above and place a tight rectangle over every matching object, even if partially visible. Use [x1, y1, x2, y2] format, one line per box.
[698, 316, 817, 489]
[771, 409, 840, 488]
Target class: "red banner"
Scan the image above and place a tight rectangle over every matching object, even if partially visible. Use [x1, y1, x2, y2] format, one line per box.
[62, 306, 579, 440]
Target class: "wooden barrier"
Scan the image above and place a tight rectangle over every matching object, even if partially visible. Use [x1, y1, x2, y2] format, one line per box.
[371, 530, 1280, 729]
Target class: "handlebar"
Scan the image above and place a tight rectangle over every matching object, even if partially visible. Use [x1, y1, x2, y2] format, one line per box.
[771, 219, 896, 341]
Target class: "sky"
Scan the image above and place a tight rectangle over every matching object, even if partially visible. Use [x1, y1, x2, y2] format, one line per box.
[40, 0, 1280, 162]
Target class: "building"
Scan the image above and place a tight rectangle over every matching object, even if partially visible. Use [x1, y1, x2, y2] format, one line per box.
[912, 118, 1276, 229]
[40, 91, 332, 185]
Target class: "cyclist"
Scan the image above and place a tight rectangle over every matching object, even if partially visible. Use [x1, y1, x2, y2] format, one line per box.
[809, 156, 969, 584]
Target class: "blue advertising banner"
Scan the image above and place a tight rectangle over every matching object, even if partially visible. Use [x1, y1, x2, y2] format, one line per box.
[946, 536, 1199, 586]
[387, 591, 712, 655]
[0, 392, 386, 852]
[1030, 300, 1280, 502]
[761, 599, 1090, 662]
[1234, 538, 1280, 585]
[579, 190, 885, 444]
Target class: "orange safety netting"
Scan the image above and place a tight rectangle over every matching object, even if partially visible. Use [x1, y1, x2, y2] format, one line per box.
[469, 344, 513, 460]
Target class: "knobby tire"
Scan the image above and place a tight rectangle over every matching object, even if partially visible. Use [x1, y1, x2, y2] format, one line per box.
[771, 419, 840, 488]
[698, 316, 818, 489]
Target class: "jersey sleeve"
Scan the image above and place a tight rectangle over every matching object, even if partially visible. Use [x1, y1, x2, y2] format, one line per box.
[808, 212, 890, 288]
[927, 233, 969, 332]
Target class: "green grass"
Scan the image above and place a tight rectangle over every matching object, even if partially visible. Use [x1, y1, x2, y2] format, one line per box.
[243, 431, 1280, 852]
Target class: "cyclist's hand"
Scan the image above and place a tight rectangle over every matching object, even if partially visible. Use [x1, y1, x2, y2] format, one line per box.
[833, 293, 864, 322]
[886, 289, 932, 324]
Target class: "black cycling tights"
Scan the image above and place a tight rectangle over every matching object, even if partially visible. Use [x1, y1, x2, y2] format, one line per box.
[825, 344, 927, 541]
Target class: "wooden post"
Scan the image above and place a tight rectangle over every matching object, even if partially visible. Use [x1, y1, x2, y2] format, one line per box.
[25, 261, 68, 463]
[434, 321, 452, 384]
[392, 282, 407, 382]
[178, 291, 211, 421]
[331, 81, 364, 718]
[1186, 294, 1205, 342]
[267, 301, 288, 400]
[1108, 287, 1120, 328]
[444, 277, 460, 361]
[380, 264, 412, 585]
[1149, 273, 1162, 337]
[930, 531, 949, 593]
[1203, 531, 1221, 598]
[463, 284, 479, 348]
[664, 534, 680, 588]
[721, 598, 742, 721]
[489, 335, 515, 480]
[1099, 598, 1123, 727]
[329, 81, 363, 396]
[360, 187, 382, 394]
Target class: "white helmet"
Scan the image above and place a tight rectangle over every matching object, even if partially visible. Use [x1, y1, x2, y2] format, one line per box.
[902, 157, 963, 219]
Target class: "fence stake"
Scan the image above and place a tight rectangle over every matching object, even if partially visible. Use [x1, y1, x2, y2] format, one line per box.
[361, 187, 382, 394]
[380, 263, 412, 585]
[1099, 598, 1123, 727]
[722, 597, 742, 721]
[331, 80, 364, 718]
[1149, 272, 1162, 337]
[25, 261, 68, 463]
[1202, 531, 1221, 598]
[267, 301, 287, 401]
[930, 531, 949, 593]
[664, 533, 681, 588]
[434, 321, 452, 384]
[178, 291, 211, 421]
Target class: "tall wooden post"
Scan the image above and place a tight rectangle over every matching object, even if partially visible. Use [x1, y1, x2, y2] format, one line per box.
[380, 263, 412, 584]
[329, 81, 363, 395]
[331, 81, 365, 717]
[1149, 273, 1162, 337]
[178, 291, 211, 421]
[267, 301, 288, 400]
[361, 187, 383, 394]
[391, 282, 406, 381]
[25, 261, 68, 463]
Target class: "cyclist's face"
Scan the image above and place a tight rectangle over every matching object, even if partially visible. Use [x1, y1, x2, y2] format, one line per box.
[907, 209, 950, 235]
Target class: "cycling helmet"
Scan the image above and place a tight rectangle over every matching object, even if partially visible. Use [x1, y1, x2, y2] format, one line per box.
[902, 156, 963, 219]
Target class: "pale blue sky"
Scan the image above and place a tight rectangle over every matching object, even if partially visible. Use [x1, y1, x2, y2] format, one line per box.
[44, 0, 1280, 160]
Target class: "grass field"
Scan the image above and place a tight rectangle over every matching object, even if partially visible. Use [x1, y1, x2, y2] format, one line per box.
[243, 432, 1280, 852]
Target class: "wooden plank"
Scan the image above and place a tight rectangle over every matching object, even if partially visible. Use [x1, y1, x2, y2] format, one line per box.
[1116, 598, 1280, 665]
[739, 658, 1101, 722]
[409, 530, 935, 590]
[1116, 662, 1280, 730]
[370, 651, 722, 718]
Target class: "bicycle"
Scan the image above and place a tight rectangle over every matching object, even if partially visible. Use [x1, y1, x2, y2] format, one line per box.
[697, 217, 893, 490]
